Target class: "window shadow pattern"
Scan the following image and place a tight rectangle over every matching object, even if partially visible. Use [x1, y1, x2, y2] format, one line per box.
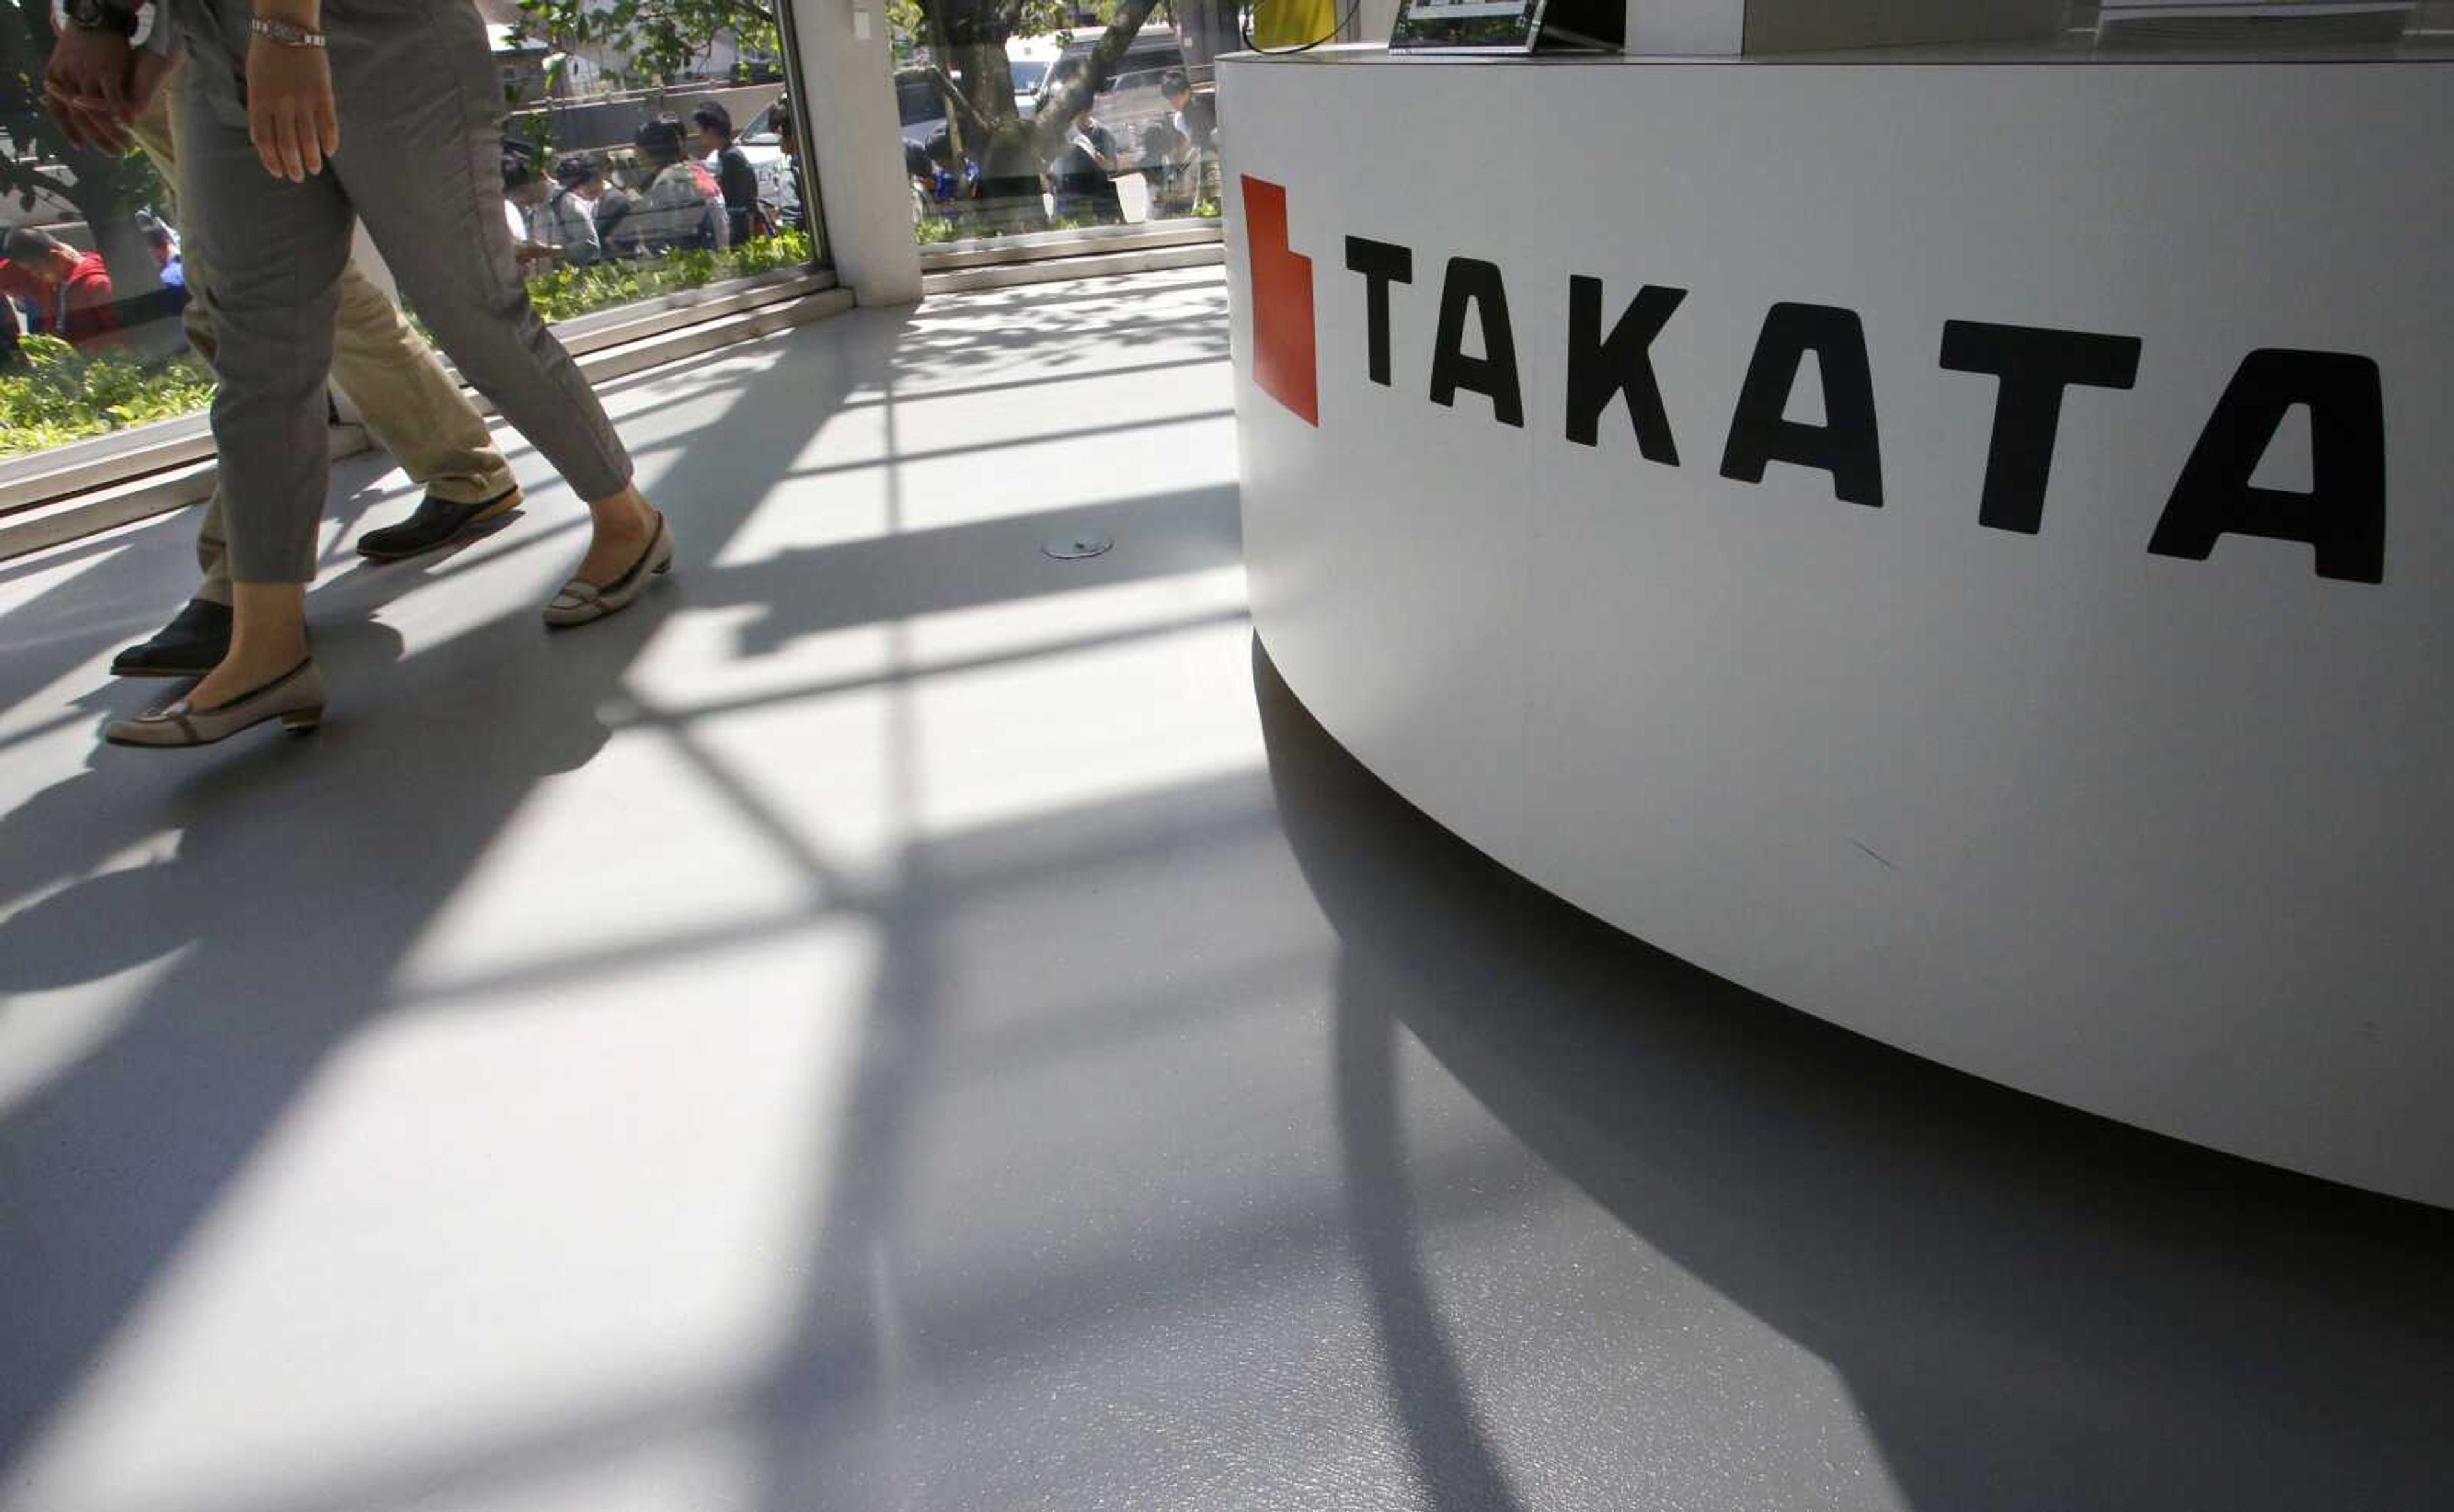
[1260, 642, 2454, 1512]
[1, 264, 2447, 1512]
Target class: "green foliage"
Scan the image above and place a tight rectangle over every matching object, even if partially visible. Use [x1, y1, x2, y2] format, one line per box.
[885, 0, 926, 54]
[505, 112, 557, 164]
[512, 0, 781, 90]
[521, 231, 817, 320]
[3, 235, 818, 458]
[420, 234, 815, 328]
[916, 211, 1120, 247]
[0, 336, 217, 458]
[519, 254, 709, 324]
[886, 0, 1074, 54]
[727, 227, 815, 274]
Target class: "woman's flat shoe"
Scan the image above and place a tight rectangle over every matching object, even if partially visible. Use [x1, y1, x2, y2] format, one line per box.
[104, 658, 325, 749]
[543, 514, 672, 628]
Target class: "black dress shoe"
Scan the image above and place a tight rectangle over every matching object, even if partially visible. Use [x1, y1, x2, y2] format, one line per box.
[110, 598, 233, 679]
[355, 485, 524, 562]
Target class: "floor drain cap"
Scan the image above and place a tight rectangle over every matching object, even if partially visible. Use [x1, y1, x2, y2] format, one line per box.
[1044, 532, 1114, 560]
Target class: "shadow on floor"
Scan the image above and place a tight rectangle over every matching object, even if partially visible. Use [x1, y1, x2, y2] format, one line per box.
[1255, 638, 2454, 1512]
[0, 286, 1242, 1493]
[18, 267, 2440, 1510]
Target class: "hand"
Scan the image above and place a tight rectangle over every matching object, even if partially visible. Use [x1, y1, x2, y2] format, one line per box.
[127, 46, 180, 120]
[42, 27, 132, 151]
[245, 35, 338, 181]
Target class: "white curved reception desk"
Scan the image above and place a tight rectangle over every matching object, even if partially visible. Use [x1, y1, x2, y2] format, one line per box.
[1220, 41, 2454, 1208]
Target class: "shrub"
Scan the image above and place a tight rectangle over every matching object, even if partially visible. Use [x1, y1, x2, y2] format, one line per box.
[519, 233, 815, 323]
[3, 235, 821, 459]
[730, 228, 815, 275]
[1, 337, 219, 459]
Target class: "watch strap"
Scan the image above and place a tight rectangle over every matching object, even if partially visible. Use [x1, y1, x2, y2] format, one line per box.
[249, 15, 326, 47]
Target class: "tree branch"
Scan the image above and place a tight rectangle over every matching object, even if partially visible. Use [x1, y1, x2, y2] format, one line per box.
[1030, 0, 1162, 148]
[930, 61, 988, 129]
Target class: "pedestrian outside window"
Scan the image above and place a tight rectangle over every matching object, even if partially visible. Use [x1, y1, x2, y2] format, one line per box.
[3, 0, 825, 467]
[2, 43, 201, 462]
[888, 0, 1230, 252]
[487, 0, 821, 327]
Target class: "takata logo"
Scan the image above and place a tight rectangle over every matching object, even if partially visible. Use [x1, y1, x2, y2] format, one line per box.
[1242, 176, 1318, 427]
[1240, 178, 2389, 583]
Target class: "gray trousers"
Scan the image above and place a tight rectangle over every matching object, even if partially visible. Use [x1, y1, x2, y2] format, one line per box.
[174, 0, 630, 584]
[129, 66, 523, 605]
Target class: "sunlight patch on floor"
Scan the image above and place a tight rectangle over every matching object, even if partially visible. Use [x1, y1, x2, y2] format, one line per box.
[0, 543, 143, 739]
[622, 566, 1247, 718]
[390, 722, 822, 995]
[0, 950, 188, 1126]
[1, 921, 879, 1512]
[904, 614, 1263, 840]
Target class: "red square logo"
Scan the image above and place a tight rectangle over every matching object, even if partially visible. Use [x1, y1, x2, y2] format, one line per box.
[1242, 177, 1319, 427]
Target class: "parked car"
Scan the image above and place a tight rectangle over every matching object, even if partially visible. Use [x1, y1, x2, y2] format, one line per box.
[1007, 54, 1054, 115]
[890, 67, 951, 155]
[1037, 27, 1190, 172]
[897, 45, 1060, 160]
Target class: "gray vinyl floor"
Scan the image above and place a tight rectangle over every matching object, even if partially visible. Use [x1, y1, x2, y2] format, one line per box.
[3, 270, 2448, 1512]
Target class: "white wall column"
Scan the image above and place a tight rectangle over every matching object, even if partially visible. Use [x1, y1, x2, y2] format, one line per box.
[784, 0, 925, 305]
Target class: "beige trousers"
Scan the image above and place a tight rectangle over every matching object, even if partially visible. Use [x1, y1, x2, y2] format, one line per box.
[130, 63, 518, 603]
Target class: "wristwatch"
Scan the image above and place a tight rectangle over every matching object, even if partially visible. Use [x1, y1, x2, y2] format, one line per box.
[249, 15, 326, 47]
[52, 0, 154, 44]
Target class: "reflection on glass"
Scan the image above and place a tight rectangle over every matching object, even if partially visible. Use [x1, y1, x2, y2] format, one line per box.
[893, 0, 1228, 249]
[3, 26, 201, 461]
[1, 0, 820, 467]
[495, 0, 822, 323]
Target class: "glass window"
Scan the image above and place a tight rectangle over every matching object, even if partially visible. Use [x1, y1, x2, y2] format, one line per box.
[481, 0, 825, 326]
[2, 0, 826, 470]
[2, 49, 201, 461]
[891, 1, 1226, 253]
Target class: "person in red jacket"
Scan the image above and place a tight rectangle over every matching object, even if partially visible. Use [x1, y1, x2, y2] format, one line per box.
[0, 226, 122, 347]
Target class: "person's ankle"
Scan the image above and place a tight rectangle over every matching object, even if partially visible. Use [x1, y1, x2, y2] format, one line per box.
[591, 482, 649, 513]
[222, 637, 309, 675]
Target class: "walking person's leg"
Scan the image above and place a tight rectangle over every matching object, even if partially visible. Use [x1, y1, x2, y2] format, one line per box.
[109, 0, 667, 750]
[104, 38, 351, 746]
[111, 65, 239, 675]
[112, 56, 526, 679]
[329, 252, 527, 557]
[320, 0, 662, 622]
